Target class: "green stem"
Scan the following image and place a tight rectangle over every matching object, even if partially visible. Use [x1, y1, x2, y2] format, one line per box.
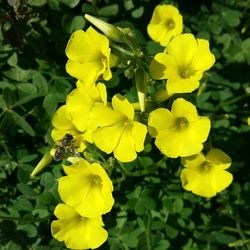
[110, 43, 134, 57]
[145, 210, 152, 250]
[214, 94, 250, 111]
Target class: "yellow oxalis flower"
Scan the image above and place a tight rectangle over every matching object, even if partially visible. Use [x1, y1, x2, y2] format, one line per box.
[147, 4, 183, 46]
[65, 27, 112, 86]
[181, 149, 233, 198]
[51, 203, 108, 250]
[58, 157, 114, 218]
[150, 33, 215, 94]
[148, 98, 210, 158]
[90, 94, 148, 162]
[51, 105, 86, 152]
[66, 81, 107, 132]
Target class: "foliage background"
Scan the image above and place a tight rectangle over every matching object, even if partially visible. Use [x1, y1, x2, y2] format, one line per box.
[0, 0, 250, 249]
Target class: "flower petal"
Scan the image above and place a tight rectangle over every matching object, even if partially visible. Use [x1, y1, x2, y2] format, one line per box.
[171, 98, 199, 121]
[206, 148, 231, 169]
[212, 169, 233, 192]
[112, 94, 134, 120]
[148, 108, 175, 137]
[114, 125, 137, 162]
[132, 121, 147, 152]
[92, 122, 125, 154]
[167, 33, 197, 68]
[190, 39, 215, 71]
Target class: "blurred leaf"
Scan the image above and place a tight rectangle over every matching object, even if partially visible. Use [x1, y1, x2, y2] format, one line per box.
[33, 72, 48, 96]
[43, 93, 58, 117]
[61, 15, 86, 34]
[212, 231, 237, 244]
[60, 0, 80, 8]
[14, 198, 33, 212]
[10, 111, 35, 136]
[7, 52, 18, 67]
[29, 0, 47, 6]
[17, 183, 37, 197]
[222, 9, 241, 27]
[99, 4, 119, 17]
[132, 6, 144, 18]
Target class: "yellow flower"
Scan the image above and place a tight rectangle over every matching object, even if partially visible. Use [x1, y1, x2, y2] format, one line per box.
[150, 33, 215, 94]
[181, 149, 233, 198]
[65, 27, 112, 86]
[247, 117, 250, 126]
[90, 94, 148, 162]
[51, 105, 86, 152]
[66, 81, 107, 132]
[148, 98, 210, 158]
[51, 203, 108, 250]
[58, 157, 114, 218]
[147, 4, 183, 46]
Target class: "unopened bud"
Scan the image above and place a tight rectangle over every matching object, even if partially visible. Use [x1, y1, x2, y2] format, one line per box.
[85, 14, 124, 42]
[31, 152, 53, 177]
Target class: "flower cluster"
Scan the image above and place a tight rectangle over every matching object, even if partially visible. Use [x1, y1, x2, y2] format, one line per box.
[32, 3, 234, 249]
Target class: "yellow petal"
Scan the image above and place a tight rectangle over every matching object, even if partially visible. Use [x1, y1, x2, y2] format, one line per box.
[83, 218, 108, 249]
[171, 98, 199, 121]
[92, 122, 125, 154]
[181, 153, 206, 169]
[54, 203, 77, 220]
[58, 175, 93, 206]
[66, 60, 102, 84]
[189, 117, 211, 142]
[52, 105, 74, 131]
[114, 125, 137, 162]
[206, 148, 231, 169]
[181, 168, 217, 198]
[148, 108, 175, 137]
[167, 78, 200, 94]
[132, 121, 147, 152]
[90, 104, 124, 127]
[167, 33, 197, 68]
[212, 169, 233, 192]
[190, 39, 215, 71]
[112, 94, 134, 120]
[150, 53, 170, 79]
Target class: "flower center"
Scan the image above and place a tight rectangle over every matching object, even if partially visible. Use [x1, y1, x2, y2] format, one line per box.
[180, 68, 195, 79]
[165, 19, 175, 29]
[201, 161, 212, 172]
[92, 175, 103, 186]
[176, 117, 189, 129]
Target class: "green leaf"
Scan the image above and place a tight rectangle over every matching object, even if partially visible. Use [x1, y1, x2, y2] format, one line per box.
[16, 83, 37, 95]
[222, 9, 241, 27]
[14, 198, 33, 212]
[10, 111, 35, 136]
[212, 231, 237, 244]
[99, 4, 119, 17]
[33, 72, 48, 96]
[82, 3, 97, 15]
[43, 93, 58, 117]
[132, 6, 144, 18]
[173, 198, 184, 213]
[18, 224, 38, 237]
[40, 172, 55, 190]
[60, 0, 80, 8]
[165, 225, 179, 239]
[3, 67, 33, 82]
[29, 0, 47, 6]
[62, 15, 85, 34]
[7, 52, 18, 66]
[17, 183, 37, 197]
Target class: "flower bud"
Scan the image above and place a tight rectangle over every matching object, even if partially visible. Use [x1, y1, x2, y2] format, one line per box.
[85, 14, 124, 42]
[31, 152, 53, 177]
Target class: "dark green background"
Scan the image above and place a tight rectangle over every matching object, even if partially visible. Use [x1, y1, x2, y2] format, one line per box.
[0, 0, 250, 249]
